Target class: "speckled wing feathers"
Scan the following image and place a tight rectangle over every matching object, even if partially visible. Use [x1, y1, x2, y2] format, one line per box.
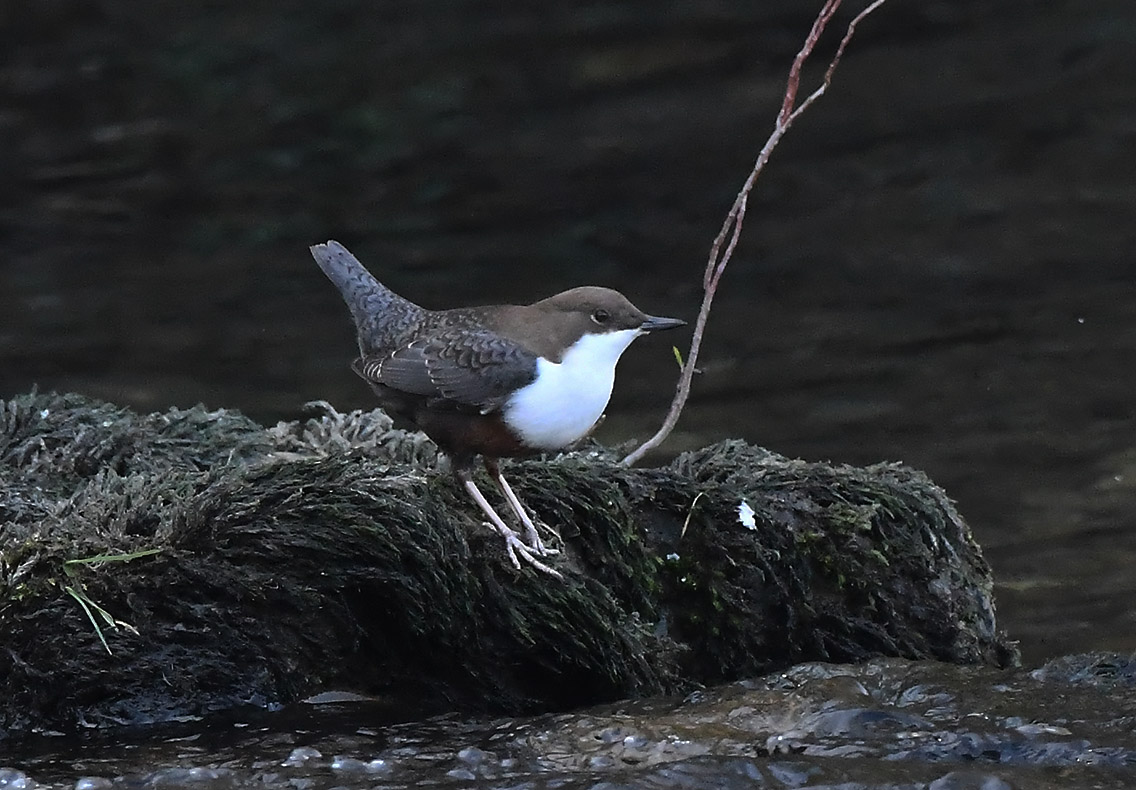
[355, 340, 436, 396]
[354, 327, 538, 413]
[313, 241, 542, 414]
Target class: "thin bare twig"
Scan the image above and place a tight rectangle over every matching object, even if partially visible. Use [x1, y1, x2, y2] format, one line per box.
[622, 0, 888, 466]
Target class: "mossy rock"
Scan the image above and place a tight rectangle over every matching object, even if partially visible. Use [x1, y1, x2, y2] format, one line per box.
[0, 391, 1016, 739]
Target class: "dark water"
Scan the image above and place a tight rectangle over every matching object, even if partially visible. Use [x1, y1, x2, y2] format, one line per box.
[8, 657, 1136, 789]
[3, 0, 1135, 785]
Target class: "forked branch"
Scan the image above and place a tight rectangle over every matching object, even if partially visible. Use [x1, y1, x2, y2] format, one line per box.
[622, 0, 888, 466]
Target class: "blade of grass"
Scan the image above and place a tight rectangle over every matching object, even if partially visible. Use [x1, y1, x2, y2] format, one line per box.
[65, 585, 113, 655]
[63, 548, 163, 567]
[61, 547, 160, 654]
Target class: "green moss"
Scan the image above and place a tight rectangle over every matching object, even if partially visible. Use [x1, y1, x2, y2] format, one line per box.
[0, 393, 1016, 738]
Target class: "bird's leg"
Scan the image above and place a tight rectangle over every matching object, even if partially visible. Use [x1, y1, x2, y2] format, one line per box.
[455, 467, 562, 578]
[483, 458, 559, 557]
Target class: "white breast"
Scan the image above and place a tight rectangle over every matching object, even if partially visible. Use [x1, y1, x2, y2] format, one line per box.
[503, 328, 642, 450]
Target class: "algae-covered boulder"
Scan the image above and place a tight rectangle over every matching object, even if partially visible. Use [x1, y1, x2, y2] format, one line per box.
[0, 392, 1016, 739]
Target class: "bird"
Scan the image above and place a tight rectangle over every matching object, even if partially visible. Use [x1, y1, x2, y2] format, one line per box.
[310, 240, 685, 576]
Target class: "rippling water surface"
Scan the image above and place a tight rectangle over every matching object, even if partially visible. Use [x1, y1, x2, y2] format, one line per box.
[7, 656, 1135, 789]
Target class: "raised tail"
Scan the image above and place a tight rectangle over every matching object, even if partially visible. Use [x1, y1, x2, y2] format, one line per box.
[310, 240, 424, 354]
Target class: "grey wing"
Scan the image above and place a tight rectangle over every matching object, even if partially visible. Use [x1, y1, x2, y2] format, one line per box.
[353, 330, 537, 412]
[355, 339, 436, 396]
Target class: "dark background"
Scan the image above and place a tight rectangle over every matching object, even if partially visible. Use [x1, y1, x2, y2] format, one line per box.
[3, 0, 1134, 664]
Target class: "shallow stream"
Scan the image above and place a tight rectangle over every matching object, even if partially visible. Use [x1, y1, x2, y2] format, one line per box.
[8, 656, 1136, 789]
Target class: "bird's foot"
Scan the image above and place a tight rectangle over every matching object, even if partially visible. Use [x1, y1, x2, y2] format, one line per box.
[499, 529, 563, 578]
[461, 470, 563, 577]
[521, 521, 560, 558]
[483, 461, 561, 557]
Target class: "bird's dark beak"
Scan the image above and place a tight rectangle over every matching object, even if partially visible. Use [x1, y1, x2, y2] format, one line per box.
[640, 314, 686, 332]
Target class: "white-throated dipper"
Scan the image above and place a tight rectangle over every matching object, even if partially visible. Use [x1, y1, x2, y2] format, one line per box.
[311, 240, 685, 576]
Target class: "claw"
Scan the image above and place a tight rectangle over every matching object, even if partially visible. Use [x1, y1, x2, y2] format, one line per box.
[501, 531, 563, 577]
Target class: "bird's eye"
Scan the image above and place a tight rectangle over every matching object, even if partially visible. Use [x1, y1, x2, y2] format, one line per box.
[591, 308, 611, 324]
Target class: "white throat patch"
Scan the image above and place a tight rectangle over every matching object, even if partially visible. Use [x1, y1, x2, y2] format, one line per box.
[503, 328, 641, 450]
